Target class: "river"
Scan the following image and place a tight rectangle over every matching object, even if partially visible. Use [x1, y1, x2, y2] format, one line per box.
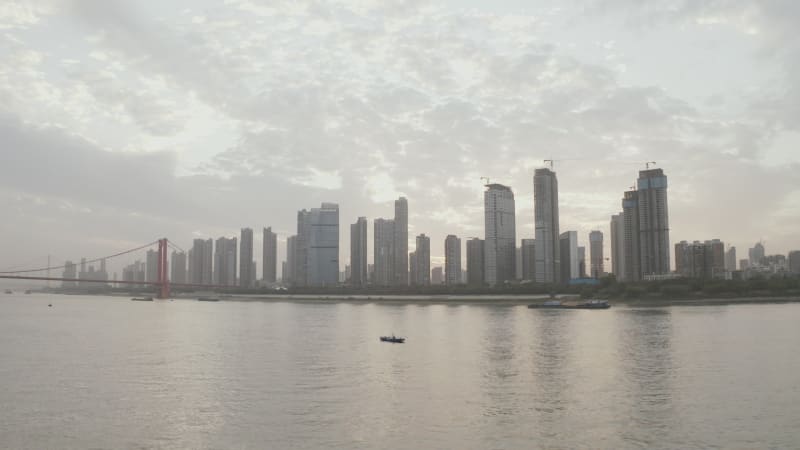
[1, 294, 798, 449]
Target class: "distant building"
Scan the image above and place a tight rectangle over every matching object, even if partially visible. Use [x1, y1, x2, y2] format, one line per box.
[350, 217, 368, 286]
[444, 235, 461, 285]
[578, 246, 587, 279]
[749, 242, 765, 267]
[610, 213, 625, 281]
[394, 197, 409, 286]
[637, 168, 670, 277]
[431, 266, 443, 285]
[411, 234, 430, 286]
[534, 168, 560, 283]
[789, 251, 800, 274]
[262, 227, 277, 283]
[589, 230, 604, 278]
[62, 261, 77, 287]
[373, 218, 395, 286]
[170, 251, 187, 284]
[725, 246, 737, 272]
[214, 237, 238, 286]
[521, 239, 536, 281]
[559, 231, 578, 283]
[466, 238, 485, 286]
[146, 249, 159, 283]
[484, 183, 516, 285]
[240, 228, 254, 287]
[189, 238, 213, 285]
[675, 240, 725, 279]
[307, 203, 340, 287]
[622, 190, 641, 282]
[285, 236, 296, 285]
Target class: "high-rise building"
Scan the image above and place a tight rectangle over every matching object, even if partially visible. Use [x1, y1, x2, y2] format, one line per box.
[637, 168, 670, 277]
[306, 203, 339, 287]
[725, 246, 737, 272]
[262, 227, 277, 283]
[589, 230, 604, 278]
[239, 228, 254, 287]
[444, 235, 461, 285]
[578, 246, 587, 278]
[749, 242, 765, 267]
[214, 237, 238, 286]
[534, 168, 560, 283]
[484, 183, 516, 286]
[676, 240, 725, 279]
[374, 218, 395, 286]
[294, 210, 311, 287]
[610, 213, 625, 281]
[170, 251, 187, 284]
[188, 239, 212, 285]
[431, 267, 443, 285]
[350, 217, 368, 286]
[559, 231, 578, 282]
[622, 190, 641, 282]
[285, 235, 296, 284]
[394, 197, 409, 286]
[521, 239, 536, 281]
[466, 238, 485, 286]
[788, 250, 800, 274]
[146, 249, 159, 283]
[412, 234, 431, 286]
[62, 261, 77, 287]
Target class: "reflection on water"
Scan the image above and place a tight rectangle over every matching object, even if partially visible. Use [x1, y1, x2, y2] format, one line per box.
[0, 295, 799, 449]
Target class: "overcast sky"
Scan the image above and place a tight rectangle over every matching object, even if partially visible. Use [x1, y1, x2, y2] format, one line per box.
[1, 0, 798, 278]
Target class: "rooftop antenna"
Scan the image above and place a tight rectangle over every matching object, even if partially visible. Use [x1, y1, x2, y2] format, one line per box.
[645, 161, 657, 169]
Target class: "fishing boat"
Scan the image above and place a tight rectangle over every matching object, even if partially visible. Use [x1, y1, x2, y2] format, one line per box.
[380, 335, 405, 343]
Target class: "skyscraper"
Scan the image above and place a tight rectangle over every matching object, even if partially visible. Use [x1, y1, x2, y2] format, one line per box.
[444, 234, 461, 285]
[146, 249, 159, 283]
[373, 218, 395, 286]
[725, 246, 737, 272]
[62, 261, 77, 287]
[589, 230, 604, 278]
[610, 213, 625, 281]
[578, 246, 586, 278]
[214, 236, 237, 286]
[789, 250, 800, 274]
[534, 168, 560, 283]
[637, 168, 670, 276]
[749, 242, 765, 267]
[393, 197, 409, 286]
[294, 210, 311, 287]
[412, 234, 430, 286]
[484, 183, 516, 286]
[307, 203, 339, 287]
[622, 190, 641, 282]
[559, 231, 578, 282]
[262, 227, 277, 283]
[350, 217, 368, 286]
[170, 251, 187, 284]
[466, 238, 485, 286]
[521, 239, 536, 281]
[285, 235, 296, 285]
[239, 228, 254, 287]
[190, 238, 213, 285]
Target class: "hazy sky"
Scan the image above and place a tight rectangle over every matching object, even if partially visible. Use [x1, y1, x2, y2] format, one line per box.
[1, 0, 798, 277]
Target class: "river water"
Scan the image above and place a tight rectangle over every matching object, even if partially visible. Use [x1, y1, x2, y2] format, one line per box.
[0, 294, 798, 449]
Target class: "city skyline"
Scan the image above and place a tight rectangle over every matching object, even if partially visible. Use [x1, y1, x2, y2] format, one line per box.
[1, 1, 799, 278]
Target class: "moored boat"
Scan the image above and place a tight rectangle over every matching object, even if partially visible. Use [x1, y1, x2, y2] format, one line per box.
[380, 335, 405, 343]
[528, 299, 611, 309]
[574, 299, 610, 309]
[197, 297, 220, 302]
[131, 297, 154, 301]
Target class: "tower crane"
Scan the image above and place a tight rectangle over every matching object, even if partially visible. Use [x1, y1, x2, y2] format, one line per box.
[645, 161, 657, 169]
[480, 177, 491, 186]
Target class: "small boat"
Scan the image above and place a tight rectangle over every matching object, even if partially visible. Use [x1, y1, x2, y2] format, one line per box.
[380, 335, 405, 343]
[197, 297, 220, 302]
[24, 290, 32, 294]
[4, 290, 12, 294]
[527, 300, 564, 309]
[131, 297, 154, 302]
